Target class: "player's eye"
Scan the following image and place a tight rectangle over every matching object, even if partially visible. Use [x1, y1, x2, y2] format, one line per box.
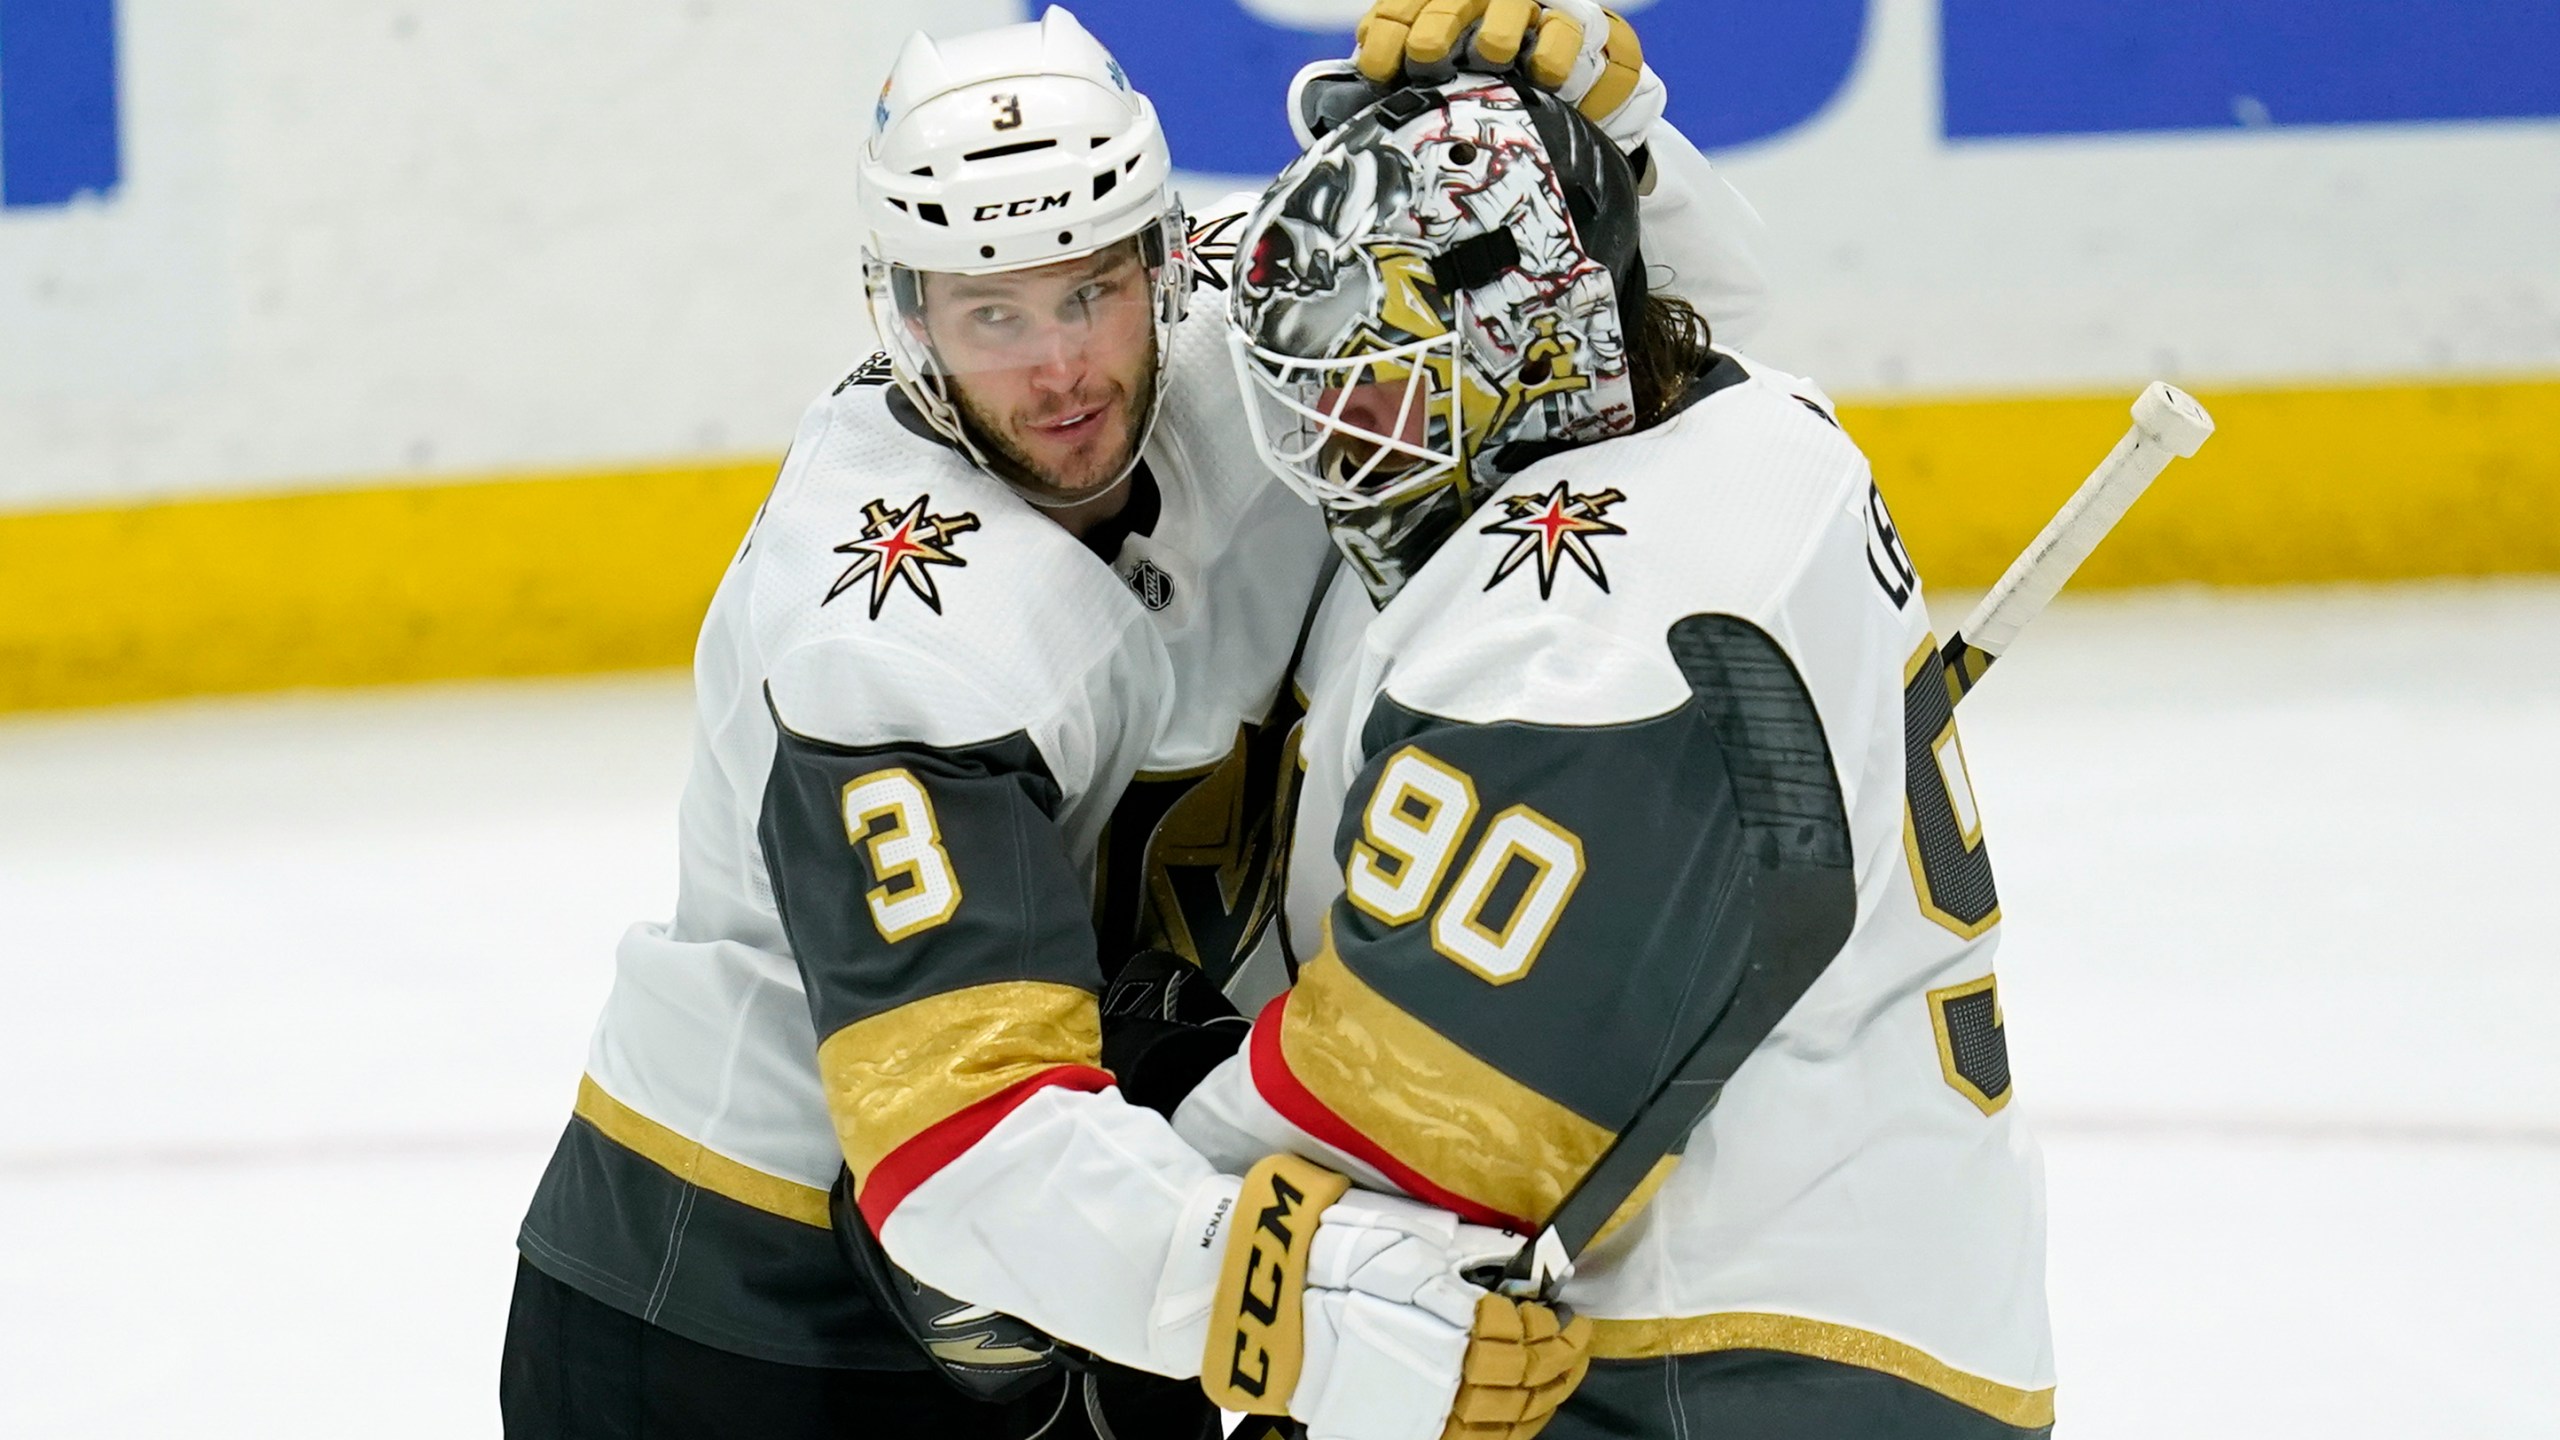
[1065, 278, 1122, 317]
[967, 305, 1020, 330]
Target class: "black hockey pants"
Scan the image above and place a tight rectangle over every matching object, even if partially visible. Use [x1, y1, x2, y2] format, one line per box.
[499, 1259, 1230, 1440]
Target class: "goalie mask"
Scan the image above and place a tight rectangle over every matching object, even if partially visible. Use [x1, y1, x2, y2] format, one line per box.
[1228, 80, 1644, 603]
[857, 7, 1188, 510]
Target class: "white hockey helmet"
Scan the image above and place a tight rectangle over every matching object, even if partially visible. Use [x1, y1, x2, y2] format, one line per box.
[857, 8, 1189, 505]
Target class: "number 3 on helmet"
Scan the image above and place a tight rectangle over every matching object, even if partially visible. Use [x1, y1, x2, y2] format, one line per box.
[855, 7, 1191, 493]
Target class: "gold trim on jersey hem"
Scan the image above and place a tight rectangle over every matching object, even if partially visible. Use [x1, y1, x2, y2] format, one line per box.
[817, 981, 1102, 1181]
[1585, 1311, 2055, 1428]
[1281, 935, 1663, 1234]
[573, 1075, 832, 1229]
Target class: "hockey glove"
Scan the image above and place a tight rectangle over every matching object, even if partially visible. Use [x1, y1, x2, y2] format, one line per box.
[1348, 0, 1666, 148]
[1443, 1294, 1593, 1440]
[1181, 1154, 1576, 1440]
[1100, 949, 1251, 1118]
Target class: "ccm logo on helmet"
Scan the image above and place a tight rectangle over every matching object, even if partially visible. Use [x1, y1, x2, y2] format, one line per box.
[975, 193, 1072, 221]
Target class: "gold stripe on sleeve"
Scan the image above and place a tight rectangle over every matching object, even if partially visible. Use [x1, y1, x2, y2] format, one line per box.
[1281, 939, 1653, 1231]
[573, 1075, 832, 1229]
[1587, 1312, 2056, 1429]
[816, 980, 1103, 1181]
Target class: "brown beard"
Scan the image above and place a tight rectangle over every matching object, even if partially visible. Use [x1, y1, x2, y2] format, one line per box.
[953, 357, 1161, 506]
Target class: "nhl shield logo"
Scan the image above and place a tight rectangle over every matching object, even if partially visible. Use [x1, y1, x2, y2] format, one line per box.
[1124, 557, 1176, 612]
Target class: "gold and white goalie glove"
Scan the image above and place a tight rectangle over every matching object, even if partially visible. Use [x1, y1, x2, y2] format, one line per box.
[1348, 0, 1666, 149]
[1170, 1154, 1593, 1440]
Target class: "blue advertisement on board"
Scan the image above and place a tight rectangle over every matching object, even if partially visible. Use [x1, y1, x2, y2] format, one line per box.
[0, 0, 122, 208]
[6, 2, 2554, 207]
[1072, 0, 2560, 174]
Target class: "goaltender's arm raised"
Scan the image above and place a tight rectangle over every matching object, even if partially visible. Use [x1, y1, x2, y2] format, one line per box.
[1175, 353, 2059, 1433]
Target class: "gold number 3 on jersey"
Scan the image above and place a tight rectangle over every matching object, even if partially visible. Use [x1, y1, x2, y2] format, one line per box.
[841, 768, 965, 942]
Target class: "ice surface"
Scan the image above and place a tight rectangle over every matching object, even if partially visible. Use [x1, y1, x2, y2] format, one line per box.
[3, 583, 2555, 1436]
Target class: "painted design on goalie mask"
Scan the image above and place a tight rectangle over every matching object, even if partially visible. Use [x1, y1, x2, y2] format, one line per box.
[1229, 81, 1637, 605]
[826, 495, 982, 619]
[1183, 210, 1249, 294]
[1481, 480, 1627, 598]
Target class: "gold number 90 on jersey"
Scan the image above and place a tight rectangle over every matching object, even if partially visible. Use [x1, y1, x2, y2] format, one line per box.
[841, 767, 965, 942]
[1345, 746, 1586, 985]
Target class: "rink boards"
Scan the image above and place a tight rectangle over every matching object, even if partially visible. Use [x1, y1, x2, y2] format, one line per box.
[6, 372, 2560, 711]
[3, 0, 2556, 709]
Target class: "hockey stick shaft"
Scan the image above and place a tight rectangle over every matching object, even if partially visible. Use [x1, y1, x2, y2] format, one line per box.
[1938, 382, 2215, 701]
[1500, 382, 2217, 1301]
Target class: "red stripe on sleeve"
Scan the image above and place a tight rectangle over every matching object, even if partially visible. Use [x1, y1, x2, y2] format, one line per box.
[855, 1064, 1116, 1229]
[1245, 991, 1534, 1235]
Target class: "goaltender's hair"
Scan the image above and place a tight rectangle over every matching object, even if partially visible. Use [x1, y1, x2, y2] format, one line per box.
[1625, 289, 1717, 430]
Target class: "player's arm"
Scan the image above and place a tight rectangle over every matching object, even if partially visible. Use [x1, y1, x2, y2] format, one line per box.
[759, 637, 1573, 1437]
[1179, 619, 1855, 1242]
[1625, 120, 1771, 346]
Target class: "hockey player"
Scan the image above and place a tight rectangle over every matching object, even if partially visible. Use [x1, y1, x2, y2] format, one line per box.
[503, 8, 1773, 1440]
[1173, 75, 2059, 1439]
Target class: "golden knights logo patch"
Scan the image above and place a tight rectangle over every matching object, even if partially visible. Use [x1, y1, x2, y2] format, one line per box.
[827, 495, 980, 619]
[1183, 210, 1249, 293]
[1481, 480, 1627, 598]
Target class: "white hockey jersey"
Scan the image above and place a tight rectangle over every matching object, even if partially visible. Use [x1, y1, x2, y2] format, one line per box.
[516, 206, 1329, 1366]
[518, 131, 1778, 1374]
[1174, 351, 2058, 1434]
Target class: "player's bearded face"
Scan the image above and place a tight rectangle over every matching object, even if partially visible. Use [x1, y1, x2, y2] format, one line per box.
[919, 242, 1159, 504]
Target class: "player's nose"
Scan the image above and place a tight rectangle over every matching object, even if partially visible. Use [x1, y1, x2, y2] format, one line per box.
[1023, 324, 1092, 394]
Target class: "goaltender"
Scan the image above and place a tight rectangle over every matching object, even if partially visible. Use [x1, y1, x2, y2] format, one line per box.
[1177, 42, 2058, 1440]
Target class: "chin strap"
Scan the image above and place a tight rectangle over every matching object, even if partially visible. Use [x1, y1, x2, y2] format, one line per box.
[1012, 463, 1136, 511]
